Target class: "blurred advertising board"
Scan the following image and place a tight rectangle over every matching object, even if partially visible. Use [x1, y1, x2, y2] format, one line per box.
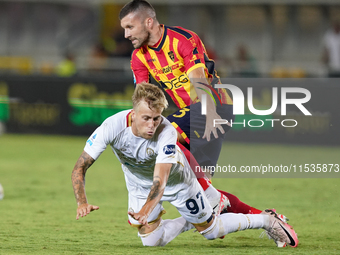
[1, 76, 339, 145]
[1, 75, 134, 136]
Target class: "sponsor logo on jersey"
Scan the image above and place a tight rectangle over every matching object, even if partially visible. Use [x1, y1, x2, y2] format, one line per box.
[153, 63, 180, 75]
[163, 144, 176, 155]
[198, 212, 207, 219]
[86, 133, 97, 146]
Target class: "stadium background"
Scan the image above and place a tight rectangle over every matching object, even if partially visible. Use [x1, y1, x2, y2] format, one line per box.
[0, 0, 339, 145]
[0, 0, 340, 254]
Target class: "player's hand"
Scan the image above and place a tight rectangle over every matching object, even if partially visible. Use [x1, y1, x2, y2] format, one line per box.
[128, 211, 150, 228]
[76, 203, 99, 220]
[202, 110, 228, 141]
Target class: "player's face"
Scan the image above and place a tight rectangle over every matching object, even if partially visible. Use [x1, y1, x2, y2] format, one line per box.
[131, 100, 163, 139]
[121, 12, 150, 49]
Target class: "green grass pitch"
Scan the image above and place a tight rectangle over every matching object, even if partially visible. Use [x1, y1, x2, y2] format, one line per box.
[0, 134, 340, 254]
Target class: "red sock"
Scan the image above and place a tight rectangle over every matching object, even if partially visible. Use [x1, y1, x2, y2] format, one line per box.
[218, 189, 262, 214]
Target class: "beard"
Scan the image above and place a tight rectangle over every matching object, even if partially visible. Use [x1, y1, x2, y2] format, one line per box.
[131, 29, 150, 49]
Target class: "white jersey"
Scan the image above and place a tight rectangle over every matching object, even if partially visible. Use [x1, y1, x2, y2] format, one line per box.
[84, 110, 195, 196]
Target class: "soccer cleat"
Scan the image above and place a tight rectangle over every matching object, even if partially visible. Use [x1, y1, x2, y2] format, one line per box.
[213, 193, 230, 216]
[259, 209, 289, 247]
[261, 209, 299, 248]
[267, 209, 289, 247]
[213, 194, 230, 240]
[276, 211, 289, 223]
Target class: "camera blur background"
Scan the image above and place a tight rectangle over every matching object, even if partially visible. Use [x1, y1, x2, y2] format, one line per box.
[0, 0, 339, 144]
[1, 0, 339, 77]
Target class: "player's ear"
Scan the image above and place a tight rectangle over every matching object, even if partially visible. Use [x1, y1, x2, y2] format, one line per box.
[145, 17, 153, 29]
[131, 109, 135, 121]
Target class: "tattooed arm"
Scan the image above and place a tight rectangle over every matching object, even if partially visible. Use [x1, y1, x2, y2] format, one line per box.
[71, 150, 99, 220]
[128, 163, 172, 226]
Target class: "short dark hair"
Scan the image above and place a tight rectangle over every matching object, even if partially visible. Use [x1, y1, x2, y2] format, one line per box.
[119, 0, 156, 20]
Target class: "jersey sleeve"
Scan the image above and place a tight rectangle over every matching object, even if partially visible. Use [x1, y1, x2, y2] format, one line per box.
[84, 110, 129, 160]
[131, 50, 150, 85]
[177, 32, 207, 75]
[155, 120, 178, 165]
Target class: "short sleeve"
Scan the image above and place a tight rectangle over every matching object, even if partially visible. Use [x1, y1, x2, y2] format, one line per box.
[84, 124, 108, 160]
[131, 50, 150, 85]
[178, 32, 207, 75]
[84, 110, 129, 160]
[155, 122, 178, 165]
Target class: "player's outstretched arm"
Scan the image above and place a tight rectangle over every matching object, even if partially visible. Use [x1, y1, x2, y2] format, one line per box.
[188, 67, 225, 141]
[76, 203, 100, 220]
[71, 150, 99, 220]
[128, 163, 172, 226]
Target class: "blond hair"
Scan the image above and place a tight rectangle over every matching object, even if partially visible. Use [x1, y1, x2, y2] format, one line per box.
[132, 82, 168, 111]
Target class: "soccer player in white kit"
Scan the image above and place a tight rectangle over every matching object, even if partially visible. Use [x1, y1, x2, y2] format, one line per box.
[71, 82, 299, 247]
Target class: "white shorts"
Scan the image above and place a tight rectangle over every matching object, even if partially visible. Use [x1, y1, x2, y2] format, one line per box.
[126, 174, 213, 227]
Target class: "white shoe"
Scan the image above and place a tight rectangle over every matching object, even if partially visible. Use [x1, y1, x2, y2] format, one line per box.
[261, 209, 299, 248]
[260, 209, 289, 247]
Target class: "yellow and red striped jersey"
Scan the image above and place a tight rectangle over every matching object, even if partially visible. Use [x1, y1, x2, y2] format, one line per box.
[131, 25, 232, 109]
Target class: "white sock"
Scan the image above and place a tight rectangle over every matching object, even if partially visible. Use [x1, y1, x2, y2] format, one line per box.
[138, 217, 194, 246]
[200, 213, 269, 240]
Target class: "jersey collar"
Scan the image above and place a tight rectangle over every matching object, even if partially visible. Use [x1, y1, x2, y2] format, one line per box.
[126, 111, 133, 127]
[148, 25, 167, 52]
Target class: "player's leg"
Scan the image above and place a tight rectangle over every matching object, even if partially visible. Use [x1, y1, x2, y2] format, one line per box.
[189, 102, 233, 177]
[183, 103, 264, 214]
[199, 212, 298, 247]
[167, 105, 262, 215]
[177, 141, 230, 215]
[127, 192, 193, 246]
[174, 179, 298, 247]
[137, 217, 194, 246]
[218, 189, 262, 214]
[167, 108, 230, 214]
[174, 179, 264, 236]
[182, 140, 262, 215]
[175, 131, 261, 216]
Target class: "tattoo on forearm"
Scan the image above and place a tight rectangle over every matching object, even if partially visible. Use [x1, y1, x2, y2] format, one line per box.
[74, 152, 95, 173]
[147, 176, 161, 202]
[71, 151, 95, 205]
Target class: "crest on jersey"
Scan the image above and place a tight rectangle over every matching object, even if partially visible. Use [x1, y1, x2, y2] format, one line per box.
[168, 51, 175, 62]
[146, 148, 155, 157]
